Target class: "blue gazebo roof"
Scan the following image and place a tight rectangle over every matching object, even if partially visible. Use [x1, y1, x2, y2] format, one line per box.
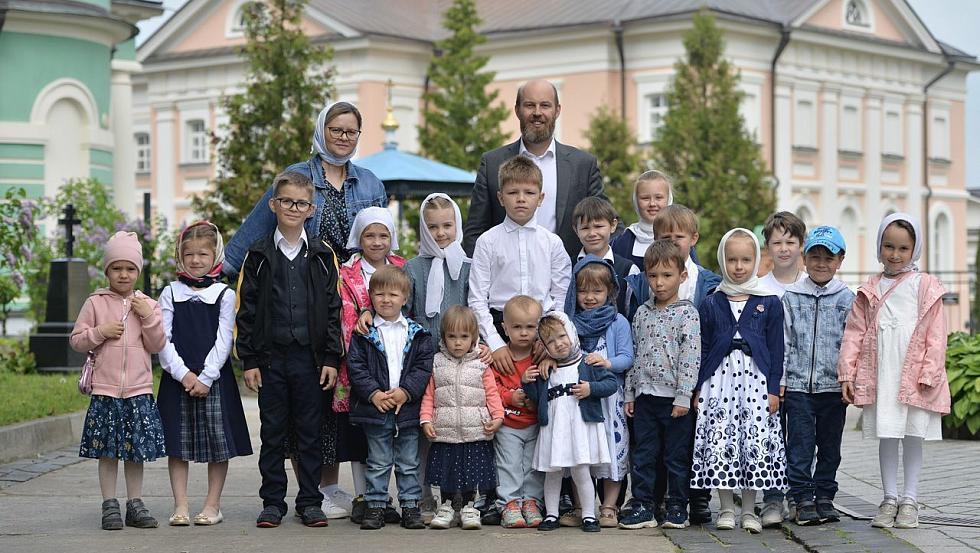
[356, 144, 476, 200]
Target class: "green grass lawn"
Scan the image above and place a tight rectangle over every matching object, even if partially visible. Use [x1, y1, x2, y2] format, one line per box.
[0, 369, 164, 427]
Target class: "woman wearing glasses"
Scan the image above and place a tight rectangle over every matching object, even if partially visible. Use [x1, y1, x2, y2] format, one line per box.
[225, 101, 389, 275]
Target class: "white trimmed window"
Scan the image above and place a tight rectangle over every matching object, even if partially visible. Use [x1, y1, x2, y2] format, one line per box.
[840, 104, 861, 152]
[931, 115, 949, 160]
[793, 99, 816, 148]
[647, 93, 668, 141]
[135, 132, 150, 173]
[185, 119, 208, 163]
[883, 110, 902, 156]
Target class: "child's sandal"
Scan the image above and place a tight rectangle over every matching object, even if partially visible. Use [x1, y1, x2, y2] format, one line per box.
[599, 506, 619, 528]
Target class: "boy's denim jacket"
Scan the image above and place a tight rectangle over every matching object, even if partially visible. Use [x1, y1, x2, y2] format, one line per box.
[781, 277, 855, 394]
[223, 155, 388, 276]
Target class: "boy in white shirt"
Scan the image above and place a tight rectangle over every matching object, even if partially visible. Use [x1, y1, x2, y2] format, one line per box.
[468, 155, 571, 376]
[760, 211, 807, 298]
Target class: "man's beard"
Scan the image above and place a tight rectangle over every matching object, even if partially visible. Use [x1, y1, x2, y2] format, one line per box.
[520, 116, 555, 145]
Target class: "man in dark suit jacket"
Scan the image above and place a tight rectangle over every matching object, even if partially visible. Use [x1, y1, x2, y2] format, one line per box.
[463, 79, 615, 260]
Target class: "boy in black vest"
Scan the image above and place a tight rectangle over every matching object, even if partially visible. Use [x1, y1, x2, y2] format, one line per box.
[237, 171, 342, 528]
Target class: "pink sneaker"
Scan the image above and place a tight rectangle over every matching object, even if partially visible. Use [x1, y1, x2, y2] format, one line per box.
[521, 499, 544, 528]
[501, 500, 526, 528]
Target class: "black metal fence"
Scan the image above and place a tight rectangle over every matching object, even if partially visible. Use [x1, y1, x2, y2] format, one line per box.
[837, 270, 976, 333]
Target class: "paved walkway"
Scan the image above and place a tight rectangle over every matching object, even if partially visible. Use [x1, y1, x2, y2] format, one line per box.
[1, 399, 977, 552]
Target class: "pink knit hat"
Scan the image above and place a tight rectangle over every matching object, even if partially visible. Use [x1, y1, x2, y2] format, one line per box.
[103, 231, 144, 274]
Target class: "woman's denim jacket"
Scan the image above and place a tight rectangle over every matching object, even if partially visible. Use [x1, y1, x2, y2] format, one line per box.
[781, 278, 855, 394]
[223, 154, 388, 276]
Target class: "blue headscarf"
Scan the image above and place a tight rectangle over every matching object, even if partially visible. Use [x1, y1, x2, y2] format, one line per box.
[564, 254, 619, 352]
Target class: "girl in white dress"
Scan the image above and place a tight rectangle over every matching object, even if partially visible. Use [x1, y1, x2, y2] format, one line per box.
[521, 311, 618, 532]
[839, 213, 951, 529]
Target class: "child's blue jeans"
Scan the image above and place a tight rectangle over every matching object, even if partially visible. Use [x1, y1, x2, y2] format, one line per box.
[784, 391, 846, 503]
[362, 415, 422, 509]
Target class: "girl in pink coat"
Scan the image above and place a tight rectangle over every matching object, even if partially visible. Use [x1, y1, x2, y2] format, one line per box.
[838, 213, 950, 530]
[71, 231, 168, 530]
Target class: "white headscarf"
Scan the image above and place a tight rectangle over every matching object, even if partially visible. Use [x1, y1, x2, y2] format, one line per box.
[346, 206, 399, 251]
[716, 227, 771, 297]
[418, 193, 469, 317]
[628, 170, 674, 257]
[538, 310, 582, 365]
[876, 212, 922, 275]
[312, 101, 359, 166]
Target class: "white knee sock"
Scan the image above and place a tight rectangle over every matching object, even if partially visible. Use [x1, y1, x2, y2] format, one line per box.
[544, 471, 563, 518]
[741, 489, 757, 514]
[570, 465, 596, 520]
[879, 438, 900, 500]
[351, 462, 367, 496]
[901, 437, 923, 502]
[718, 489, 735, 513]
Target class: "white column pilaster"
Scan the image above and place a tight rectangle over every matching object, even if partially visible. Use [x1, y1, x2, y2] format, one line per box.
[154, 104, 176, 226]
[820, 87, 840, 226]
[111, 59, 141, 217]
[864, 95, 882, 268]
[905, 98, 924, 225]
[774, 82, 793, 210]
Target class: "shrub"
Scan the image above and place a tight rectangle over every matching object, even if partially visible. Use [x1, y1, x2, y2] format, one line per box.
[945, 332, 980, 436]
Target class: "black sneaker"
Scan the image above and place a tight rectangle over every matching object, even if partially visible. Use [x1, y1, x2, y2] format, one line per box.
[479, 502, 501, 526]
[256, 505, 285, 528]
[619, 498, 637, 520]
[384, 503, 401, 524]
[654, 502, 667, 525]
[400, 506, 425, 529]
[689, 496, 712, 524]
[299, 506, 329, 527]
[101, 498, 123, 531]
[795, 500, 821, 526]
[350, 495, 367, 524]
[618, 502, 658, 529]
[360, 507, 385, 530]
[581, 517, 601, 532]
[537, 515, 560, 531]
[125, 498, 158, 528]
[662, 503, 690, 529]
[816, 499, 840, 523]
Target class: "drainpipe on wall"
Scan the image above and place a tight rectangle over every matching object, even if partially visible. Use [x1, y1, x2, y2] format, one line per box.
[613, 20, 626, 120]
[922, 59, 955, 271]
[769, 26, 791, 188]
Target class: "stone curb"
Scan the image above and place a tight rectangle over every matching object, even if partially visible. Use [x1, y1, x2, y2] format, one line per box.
[0, 410, 86, 464]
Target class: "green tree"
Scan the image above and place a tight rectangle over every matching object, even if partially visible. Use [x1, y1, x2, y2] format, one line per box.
[585, 105, 645, 226]
[651, 11, 773, 268]
[193, 0, 335, 234]
[418, 0, 508, 171]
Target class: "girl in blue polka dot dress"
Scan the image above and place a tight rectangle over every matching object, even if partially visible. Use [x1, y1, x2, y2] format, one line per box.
[690, 229, 788, 534]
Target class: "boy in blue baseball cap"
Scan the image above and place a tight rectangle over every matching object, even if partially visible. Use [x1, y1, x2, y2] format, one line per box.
[780, 226, 856, 526]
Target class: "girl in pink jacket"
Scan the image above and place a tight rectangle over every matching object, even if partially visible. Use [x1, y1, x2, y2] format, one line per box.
[838, 213, 950, 531]
[70, 231, 168, 530]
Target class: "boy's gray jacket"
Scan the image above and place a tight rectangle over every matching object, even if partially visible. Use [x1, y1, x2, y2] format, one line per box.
[781, 278, 855, 393]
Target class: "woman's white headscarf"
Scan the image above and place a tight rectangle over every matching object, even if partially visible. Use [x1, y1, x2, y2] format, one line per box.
[346, 206, 398, 251]
[716, 228, 771, 297]
[628, 170, 674, 257]
[418, 193, 469, 317]
[312, 102, 359, 166]
[876, 212, 922, 276]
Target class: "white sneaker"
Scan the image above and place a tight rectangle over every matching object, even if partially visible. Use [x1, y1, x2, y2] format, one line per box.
[460, 502, 482, 530]
[319, 488, 349, 519]
[329, 489, 353, 513]
[429, 501, 459, 529]
[871, 498, 898, 528]
[741, 513, 762, 534]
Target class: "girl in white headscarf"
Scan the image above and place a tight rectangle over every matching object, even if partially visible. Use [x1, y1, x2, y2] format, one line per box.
[610, 170, 674, 268]
[838, 213, 950, 530]
[689, 228, 787, 534]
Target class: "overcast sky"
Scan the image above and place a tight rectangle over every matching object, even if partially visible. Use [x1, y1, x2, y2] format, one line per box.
[136, 0, 979, 187]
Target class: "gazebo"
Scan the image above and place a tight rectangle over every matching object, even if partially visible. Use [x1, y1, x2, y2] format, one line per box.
[355, 99, 475, 202]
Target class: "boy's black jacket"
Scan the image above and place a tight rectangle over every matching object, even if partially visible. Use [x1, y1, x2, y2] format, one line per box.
[234, 233, 342, 370]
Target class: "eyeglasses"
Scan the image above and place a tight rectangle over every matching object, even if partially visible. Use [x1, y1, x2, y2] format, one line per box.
[326, 127, 362, 140]
[274, 197, 313, 211]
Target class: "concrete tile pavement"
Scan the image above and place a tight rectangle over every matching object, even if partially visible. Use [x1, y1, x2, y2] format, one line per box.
[836, 406, 980, 552]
